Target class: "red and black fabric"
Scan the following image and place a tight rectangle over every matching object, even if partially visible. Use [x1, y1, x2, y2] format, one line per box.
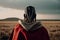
[9, 24, 27, 40]
[9, 23, 50, 40]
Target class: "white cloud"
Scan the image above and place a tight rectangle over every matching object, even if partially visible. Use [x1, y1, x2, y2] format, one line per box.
[0, 7, 24, 19]
[37, 14, 60, 19]
[0, 7, 60, 20]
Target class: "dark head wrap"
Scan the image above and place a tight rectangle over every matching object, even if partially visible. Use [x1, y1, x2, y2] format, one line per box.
[24, 6, 36, 22]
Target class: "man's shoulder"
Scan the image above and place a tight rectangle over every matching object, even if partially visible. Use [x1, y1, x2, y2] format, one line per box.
[40, 26, 48, 33]
[14, 23, 22, 30]
[36, 21, 48, 33]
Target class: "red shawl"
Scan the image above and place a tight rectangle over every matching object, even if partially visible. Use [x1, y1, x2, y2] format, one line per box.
[12, 24, 27, 40]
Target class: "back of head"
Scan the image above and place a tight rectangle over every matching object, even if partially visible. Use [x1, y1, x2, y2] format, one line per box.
[26, 6, 35, 15]
[24, 6, 36, 23]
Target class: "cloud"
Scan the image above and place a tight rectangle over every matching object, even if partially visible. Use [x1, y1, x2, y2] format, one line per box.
[0, 6, 60, 19]
[0, 0, 27, 10]
[0, 0, 60, 14]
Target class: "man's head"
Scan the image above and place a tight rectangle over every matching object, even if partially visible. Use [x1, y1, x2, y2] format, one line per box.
[24, 6, 36, 23]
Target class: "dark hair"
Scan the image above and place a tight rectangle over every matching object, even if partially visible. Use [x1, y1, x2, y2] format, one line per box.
[24, 6, 36, 22]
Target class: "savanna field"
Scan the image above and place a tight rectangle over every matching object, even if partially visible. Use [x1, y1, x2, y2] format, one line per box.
[0, 20, 60, 40]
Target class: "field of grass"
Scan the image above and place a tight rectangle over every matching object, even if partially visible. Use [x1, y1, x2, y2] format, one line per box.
[0, 21, 60, 40]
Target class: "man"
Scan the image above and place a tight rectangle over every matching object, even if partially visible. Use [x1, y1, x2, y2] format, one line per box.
[9, 6, 50, 40]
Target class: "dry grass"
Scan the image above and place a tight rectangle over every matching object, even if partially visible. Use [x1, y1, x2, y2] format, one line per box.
[0, 21, 60, 40]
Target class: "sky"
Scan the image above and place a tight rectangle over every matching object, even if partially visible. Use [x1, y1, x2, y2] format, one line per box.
[0, 7, 60, 20]
[0, 0, 60, 19]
